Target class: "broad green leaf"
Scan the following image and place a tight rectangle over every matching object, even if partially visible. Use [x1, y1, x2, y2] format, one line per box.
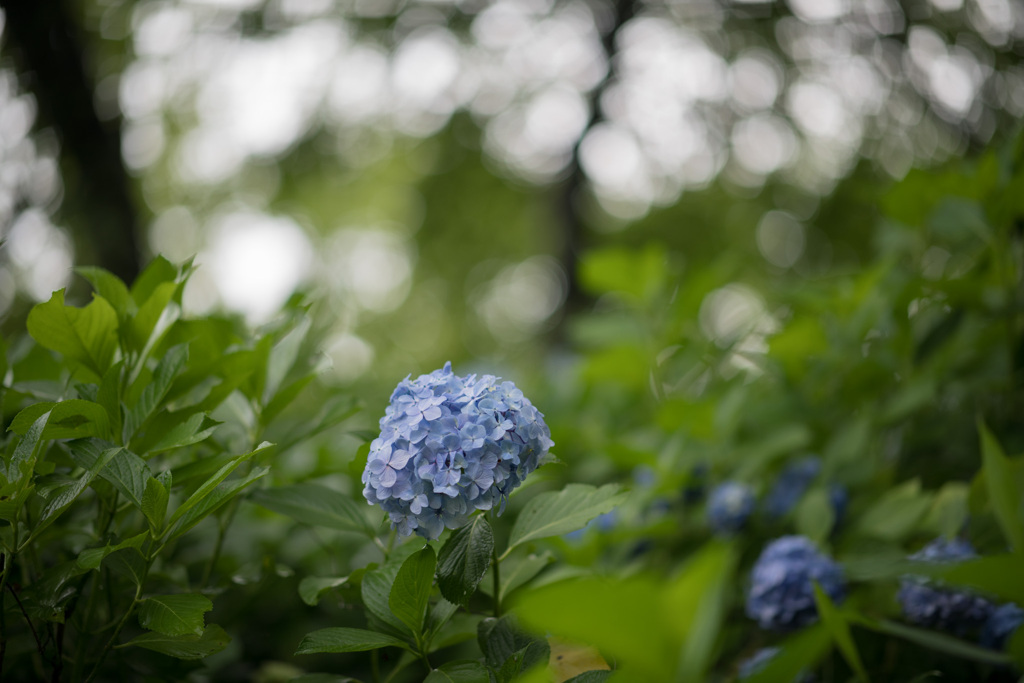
[916, 555, 1024, 604]
[744, 625, 831, 683]
[422, 661, 490, 683]
[250, 482, 375, 536]
[922, 482, 970, 539]
[167, 441, 272, 528]
[97, 362, 123, 440]
[27, 289, 118, 382]
[426, 599, 460, 639]
[24, 445, 119, 545]
[107, 547, 147, 588]
[298, 576, 349, 607]
[361, 563, 409, 636]
[508, 484, 626, 551]
[437, 515, 493, 606]
[478, 615, 547, 670]
[479, 552, 553, 602]
[121, 623, 230, 660]
[516, 575, 673, 680]
[812, 583, 867, 681]
[76, 266, 131, 318]
[5, 411, 51, 487]
[76, 533, 147, 571]
[138, 594, 213, 636]
[66, 439, 150, 510]
[294, 627, 411, 655]
[389, 545, 437, 637]
[861, 619, 1011, 665]
[166, 465, 269, 542]
[795, 488, 834, 544]
[130, 281, 179, 354]
[263, 315, 311, 406]
[978, 420, 1024, 554]
[140, 412, 220, 453]
[130, 256, 178, 306]
[854, 479, 932, 541]
[10, 400, 110, 441]
[142, 475, 169, 534]
[125, 344, 188, 440]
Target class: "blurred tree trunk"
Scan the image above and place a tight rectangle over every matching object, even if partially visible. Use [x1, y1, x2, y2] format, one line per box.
[558, 0, 636, 313]
[0, 0, 141, 284]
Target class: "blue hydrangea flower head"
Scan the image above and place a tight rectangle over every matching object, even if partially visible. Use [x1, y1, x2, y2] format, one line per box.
[764, 456, 822, 519]
[738, 647, 814, 682]
[897, 537, 994, 634]
[707, 481, 755, 534]
[362, 362, 554, 539]
[981, 603, 1024, 650]
[746, 535, 846, 631]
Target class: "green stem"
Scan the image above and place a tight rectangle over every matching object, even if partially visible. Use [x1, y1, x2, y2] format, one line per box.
[83, 590, 141, 683]
[370, 649, 381, 683]
[0, 552, 10, 680]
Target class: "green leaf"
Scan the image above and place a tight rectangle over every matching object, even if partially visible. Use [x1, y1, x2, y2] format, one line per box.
[263, 315, 311, 406]
[142, 475, 169, 535]
[508, 484, 626, 551]
[130, 256, 178, 306]
[107, 547, 147, 589]
[389, 545, 437, 637]
[76, 533, 147, 571]
[24, 445, 119, 545]
[437, 515, 493, 606]
[422, 661, 491, 683]
[27, 289, 118, 382]
[477, 615, 547, 670]
[97, 362, 124, 441]
[10, 400, 110, 441]
[121, 623, 230, 660]
[479, 552, 553, 602]
[250, 482, 375, 536]
[861, 619, 1011, 665]
[562, 673, 611, 683]
[978, 420, 1024, 554]
[668, 541, 737, 681]
[5, 411, 51, 487]
[298, 576, 349, 607]
[812, 583, 867, 681]
[294, 627, 411, 655]
[141, 412, 220, 453]
[76, 266, 131, 318]
[166, 466, 269, 542]
[915, 555, 1024, 604]
[744, 625, 831, 683]
[138, 594, 213, 636]
[361, 563, 409, 637]
[853, 478, 932, 541]
[125, 344, 189, 441]
[795, 488, 835, 544]
[66, 439, 150, 511]
[167, 441, 272, 528]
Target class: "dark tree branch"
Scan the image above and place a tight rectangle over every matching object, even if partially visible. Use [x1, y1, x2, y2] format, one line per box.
[0, 0, 141, 284]
[558, 0, 637, 313]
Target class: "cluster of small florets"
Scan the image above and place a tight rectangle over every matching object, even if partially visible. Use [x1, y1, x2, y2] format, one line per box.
[981, 603, 1024, 650]
[707, 481, 755, 534]
[898, 538, 994, 634]
[362, 362, 553, 540]
[764, 456, 823, 519]
[746, 535, 846, 631]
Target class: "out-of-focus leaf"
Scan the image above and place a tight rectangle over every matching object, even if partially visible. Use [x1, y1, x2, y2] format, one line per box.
[978, 420, 1024, 554]
[422, 661, 490, 683]
[854, 479, 932, 541]
[508, 484, 626, 551]
[298, 576, 349, 607]
[121, 623, 230, 660]
[744, 625, 831, 683]
[812, 584, 867, 681]
[479, 552, 553, 602]
[548, 639, 610, 683]
[294, 627, 411, 655]
[166, 465, 269, 542]
[861, 619, 1011, 665]
[27, 290, 118, 382]
[138, 594, 212, 636]
[250, 482, 375, 536]
[796, 488, 835, 544]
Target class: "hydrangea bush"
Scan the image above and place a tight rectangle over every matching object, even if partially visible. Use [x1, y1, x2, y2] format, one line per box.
[707, 481, 755, 534]
[898, 538, 995, 634]
[746, 535, 846, 631]
[361, 362, 554, 539]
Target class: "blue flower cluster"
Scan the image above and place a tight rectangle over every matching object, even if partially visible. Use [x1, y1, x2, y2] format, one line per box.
[707, 481, 755, 534]
[981, 603, 1024, 650]
[897, 538, 993, 634]
[746, 535, 846, 631]
[361, 362, 554, 540]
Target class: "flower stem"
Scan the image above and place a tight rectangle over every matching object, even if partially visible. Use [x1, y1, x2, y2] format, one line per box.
[492, 534, 501, 618]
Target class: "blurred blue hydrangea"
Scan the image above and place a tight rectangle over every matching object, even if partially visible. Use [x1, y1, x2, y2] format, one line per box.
[707, 481, 755, 534]
[361, 362, 554, 540]
[897, 538, 994, 634]
[746, 535, 846, 631]
[764, 456, 822, 519]
[828, 484, 849, 525]
[981, 603, 1024, 650]
[738, 647, 814, 682]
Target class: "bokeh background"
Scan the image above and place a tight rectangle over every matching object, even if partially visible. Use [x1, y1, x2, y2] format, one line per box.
[1, 0, 1023, 392]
